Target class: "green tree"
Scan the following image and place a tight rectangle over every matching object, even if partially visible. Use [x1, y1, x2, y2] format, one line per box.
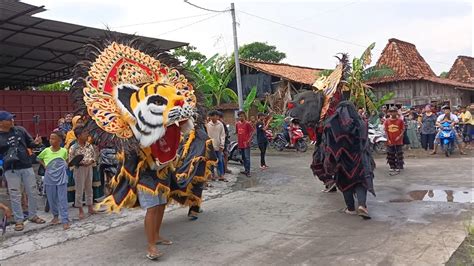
[439, 71, 449, 78]
[239, 42, 286, 63]
[37, 80, 71, 91]
[243, 86, 257, 116]
[190, 55, 237, 108]
[172, 45, 207, 66]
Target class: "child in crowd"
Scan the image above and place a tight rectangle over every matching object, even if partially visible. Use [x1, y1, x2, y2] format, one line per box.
[37, 131, 70, 230]
[69, 126, 96, 219]
[384, 107, 405, 174]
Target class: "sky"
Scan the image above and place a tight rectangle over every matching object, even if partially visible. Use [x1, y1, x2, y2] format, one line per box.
[24, 0, 473, 74]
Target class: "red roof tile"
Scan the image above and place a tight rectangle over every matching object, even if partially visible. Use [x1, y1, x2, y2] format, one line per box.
[368, 39, 474, 90]
[447, 56, 474, 84]
[375, 38, 436, 79]
[240, 60, 324, 85]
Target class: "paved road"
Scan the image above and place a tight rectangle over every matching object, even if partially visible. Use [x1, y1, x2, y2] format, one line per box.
[3, 151, 472, 265]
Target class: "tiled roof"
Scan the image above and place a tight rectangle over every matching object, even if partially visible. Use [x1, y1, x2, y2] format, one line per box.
[240, 60, 324, 85]
[368, 38, 474, 90]
[447, 56, 474, 84]
[375, 38, 436, 79]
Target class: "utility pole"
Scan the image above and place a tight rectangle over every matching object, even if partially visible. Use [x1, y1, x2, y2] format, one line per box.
[231, 3, 244, 111]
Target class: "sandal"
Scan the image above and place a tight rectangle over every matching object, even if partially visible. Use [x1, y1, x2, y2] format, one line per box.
[357, 206, 371, 220]
[29, 216, 46, 224]
[341, 208, 357, 215]
[146, 247, 163, 260]
[218, 178, 229, 182]
[14, 222, 24, 231]
[156, 238, 173, 245]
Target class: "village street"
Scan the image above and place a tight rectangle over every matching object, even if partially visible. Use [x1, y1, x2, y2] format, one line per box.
[2, 150, 472, 266]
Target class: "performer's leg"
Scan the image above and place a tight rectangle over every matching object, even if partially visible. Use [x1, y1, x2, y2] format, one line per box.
[155, 204, 170, 243]
[355, 184, 368, 208]
[342, 188, 356, 212]
[145, 206, 159, 255]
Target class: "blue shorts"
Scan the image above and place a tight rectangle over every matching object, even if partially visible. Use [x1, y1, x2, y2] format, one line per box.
[137, 189, 167, 209]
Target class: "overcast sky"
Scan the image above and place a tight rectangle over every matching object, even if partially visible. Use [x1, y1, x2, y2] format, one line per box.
[24, 0, 472, 74]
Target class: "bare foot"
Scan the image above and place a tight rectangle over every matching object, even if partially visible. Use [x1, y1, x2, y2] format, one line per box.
[50, 217, 60, 225]
[88, 208, 97, 215]
[63, 223, 70, 230]
[78, 212, 85, 220]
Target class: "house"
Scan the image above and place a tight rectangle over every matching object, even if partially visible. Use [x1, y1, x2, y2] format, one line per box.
[226, 60, 324, 115]
[367, 38, 474, 108]
[447, 56, 474, 84]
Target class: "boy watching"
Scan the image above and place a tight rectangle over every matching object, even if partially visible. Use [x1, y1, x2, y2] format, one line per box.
[384, 107, 405, 173]
[236, 111, 253, 177]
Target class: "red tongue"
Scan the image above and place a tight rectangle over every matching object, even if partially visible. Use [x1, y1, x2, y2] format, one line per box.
[150, 125, 180, 164]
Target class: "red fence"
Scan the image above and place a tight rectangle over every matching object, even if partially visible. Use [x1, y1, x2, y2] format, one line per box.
[0, 91, 73, 137]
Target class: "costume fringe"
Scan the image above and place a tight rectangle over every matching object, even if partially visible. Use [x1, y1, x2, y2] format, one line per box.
[136, 182, 171, 198]
[96, 189, 137, 213]
[181, 130, 196, 159]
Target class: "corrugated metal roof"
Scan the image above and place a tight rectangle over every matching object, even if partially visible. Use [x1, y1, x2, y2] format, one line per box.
[0, 0, 187, 89]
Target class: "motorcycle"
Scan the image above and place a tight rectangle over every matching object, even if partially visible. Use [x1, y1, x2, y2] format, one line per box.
[274, 129, 308, 152]
[368, 124, 387, 154]
[227, 141, 243, 165]
[439, 121, 456, 157]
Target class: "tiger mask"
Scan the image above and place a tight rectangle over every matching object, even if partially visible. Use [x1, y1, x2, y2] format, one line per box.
[114, 82, 194, 165]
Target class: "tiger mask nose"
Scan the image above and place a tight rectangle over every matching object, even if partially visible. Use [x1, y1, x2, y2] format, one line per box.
[174, 99, 184, 107]
[287, 102, 295, 109]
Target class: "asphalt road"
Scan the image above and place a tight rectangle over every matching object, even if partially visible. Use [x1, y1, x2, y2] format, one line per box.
[3, 150, 473, 265]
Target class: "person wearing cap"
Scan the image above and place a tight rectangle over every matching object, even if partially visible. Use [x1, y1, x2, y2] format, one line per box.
[431, 105, 466, 155]
[384, 107, 405, 173]
[0, 111, 45, 231]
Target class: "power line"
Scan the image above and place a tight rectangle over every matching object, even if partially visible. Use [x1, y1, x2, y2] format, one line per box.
[183, 0, 229, 13]
[113, 13, 212, 29]
[239, 10, 367, 48]
[156, 12, 223, 37]
[239, 10, 452, 66]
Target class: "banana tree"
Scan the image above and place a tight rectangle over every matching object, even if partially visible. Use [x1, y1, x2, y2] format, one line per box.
[243, 86, 257, 116]
[190, 55, 238, 108]
[345, 43, 394, 112]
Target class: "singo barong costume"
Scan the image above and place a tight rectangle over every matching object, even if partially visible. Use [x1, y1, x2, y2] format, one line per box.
[71, 37, 216, 212]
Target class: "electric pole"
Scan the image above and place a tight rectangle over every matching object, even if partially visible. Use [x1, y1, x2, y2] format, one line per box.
[231, 3, 244, 111]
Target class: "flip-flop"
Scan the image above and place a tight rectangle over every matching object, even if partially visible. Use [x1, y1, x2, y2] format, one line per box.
[156, 239, 173, 245]
[146, 250, 164, 260]
[357, 206, 371, 220]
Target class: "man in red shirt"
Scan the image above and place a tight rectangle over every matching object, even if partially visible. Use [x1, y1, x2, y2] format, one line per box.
[236, 111, 253, 177]
[384, 107, 405, 173]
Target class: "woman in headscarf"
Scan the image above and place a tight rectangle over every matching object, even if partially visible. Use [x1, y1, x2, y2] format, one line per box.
[64, 115, 83, 149]
[323, 101, 375, 219]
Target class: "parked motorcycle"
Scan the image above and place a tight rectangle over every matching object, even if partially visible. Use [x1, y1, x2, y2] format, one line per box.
[274, 130, 308, 152]
[439, 121, 456, 157]
[368, 124, 387, 154]
[227, 141, 243, 165]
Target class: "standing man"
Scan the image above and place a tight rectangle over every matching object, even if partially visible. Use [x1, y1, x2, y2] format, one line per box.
[217, 111, 231, 174]
[236, 111, 253, 177]
[384, 107, 405, 174]
[0, 111, 46, 231]
[206, 111, 227, 182]
[459, 105, 473, 148]
[256, 113, 269, 169]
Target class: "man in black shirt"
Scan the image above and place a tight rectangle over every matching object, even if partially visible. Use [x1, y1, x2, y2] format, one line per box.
[256, 113, 269, 169]
[0, 111, 45, 231]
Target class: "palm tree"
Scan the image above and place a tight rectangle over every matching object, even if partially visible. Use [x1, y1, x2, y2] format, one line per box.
[189, 55, 238, 108]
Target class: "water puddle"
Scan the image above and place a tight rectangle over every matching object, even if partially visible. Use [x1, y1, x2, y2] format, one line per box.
[232, 176, 259, 191]
[390, 189, 473, 203]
